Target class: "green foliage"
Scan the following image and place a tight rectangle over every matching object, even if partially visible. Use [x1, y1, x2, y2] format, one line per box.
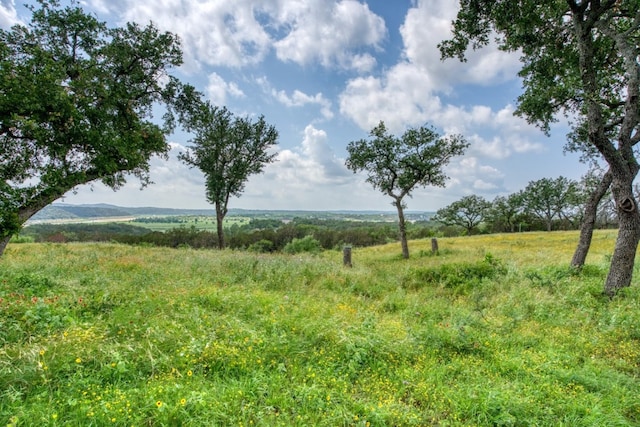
[521, 176, 582, 231]
[404, 253, 506, 293]
[439, 0, 640, 295]
[22, 217, 411, 252]
[283, 235, 322, 254]
[433, 195, 491, 234]
[247, 239, 275, 253]
[0, 232, 638, 425]
[346, 121, 468, 258]
[0, 0, 193, 248]
[177, 99, 279, 249]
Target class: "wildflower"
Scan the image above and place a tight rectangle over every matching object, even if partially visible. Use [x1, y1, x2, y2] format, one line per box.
[39, 349, 45, 356]
[75, 357, 82, 364]
[180, 398, 186, 406]
[52, 414, 58, 420]
[156, 401, 162, 408]
[187, 370, 193, 377]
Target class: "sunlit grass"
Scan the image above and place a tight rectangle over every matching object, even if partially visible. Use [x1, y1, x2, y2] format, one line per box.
[1, 230, 638, 426]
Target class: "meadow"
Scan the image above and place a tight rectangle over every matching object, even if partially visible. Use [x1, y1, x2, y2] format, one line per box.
[1, 230, 639, 426]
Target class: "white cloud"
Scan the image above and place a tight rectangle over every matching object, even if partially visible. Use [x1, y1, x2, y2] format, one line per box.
[339, 63, 441, 133]
[274, 90, 333, 120]
[206, 72, 245, 106]
[400, 0, 521, 87]
[258, 77, 334, 120]
[107, 0, 273, 69]
[86, 0, 386, 72]
[272, 0, 386, 71]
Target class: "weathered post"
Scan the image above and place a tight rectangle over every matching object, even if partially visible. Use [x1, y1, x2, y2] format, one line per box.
[431, 238, 439, 254]
[343, 246, 352, 267]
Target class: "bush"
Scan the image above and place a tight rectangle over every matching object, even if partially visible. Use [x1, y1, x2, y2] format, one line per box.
[248, 239, 275, 253]
[404, 253, 506, 293]
[283, 235, 322, 254]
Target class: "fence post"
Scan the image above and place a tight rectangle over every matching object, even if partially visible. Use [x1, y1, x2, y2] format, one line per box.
[343, 246, 352, 267]
[431, 238, 439, 254]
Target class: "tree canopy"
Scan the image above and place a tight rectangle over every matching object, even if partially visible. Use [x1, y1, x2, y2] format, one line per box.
[433, 195, 491, 235]
[0, 0, 191, 255]
[521, 176, 581, 232]
[346, 121, 468, 258]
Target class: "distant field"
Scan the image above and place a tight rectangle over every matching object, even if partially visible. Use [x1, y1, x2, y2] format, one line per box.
[126, 215, 251, 232]
[1, 230, 639, 426]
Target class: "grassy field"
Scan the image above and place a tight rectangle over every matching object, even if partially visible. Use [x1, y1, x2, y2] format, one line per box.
[1, 230, 639, 426]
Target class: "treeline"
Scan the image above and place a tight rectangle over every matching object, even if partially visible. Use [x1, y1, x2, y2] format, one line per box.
[19, 219, 437, 252]
[433, 175, 623, 235]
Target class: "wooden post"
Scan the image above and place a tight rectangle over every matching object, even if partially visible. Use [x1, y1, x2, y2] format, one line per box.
[431, 238, 439, 254]
[343, 246, 352, 267]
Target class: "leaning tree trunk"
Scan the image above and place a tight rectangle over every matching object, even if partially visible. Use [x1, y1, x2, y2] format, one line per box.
[394, 199, 410, 259]
[604, 177, 640, 297]
[571, 170, 612, 269]
[0, 235, 11, 257]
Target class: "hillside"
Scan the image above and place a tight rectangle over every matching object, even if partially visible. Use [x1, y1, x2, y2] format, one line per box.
[29, 203, 433, 222]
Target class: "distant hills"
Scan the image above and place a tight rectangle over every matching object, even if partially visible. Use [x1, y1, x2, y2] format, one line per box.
[30, 203, 216, 221]
[29, 203, 434, 223]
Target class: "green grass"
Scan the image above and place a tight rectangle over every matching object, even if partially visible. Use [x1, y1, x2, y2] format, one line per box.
[1, 230, 639, 426]
[128, 216, 250, 232]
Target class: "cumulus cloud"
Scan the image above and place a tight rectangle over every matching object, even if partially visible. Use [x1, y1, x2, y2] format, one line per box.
[258, 77, 333, 120]
[235, 124, 370, 210]
[86, 0, 386, 72]
[339, 63, 441, 133]
[272, 0, 386, 71]
[206, 72, 245, 106]
[400, 0, 521, 87]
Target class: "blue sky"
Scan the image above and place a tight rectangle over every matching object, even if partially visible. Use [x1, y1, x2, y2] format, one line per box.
[1, 0, 586, 211]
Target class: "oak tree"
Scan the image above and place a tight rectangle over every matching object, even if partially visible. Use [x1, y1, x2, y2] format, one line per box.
[433, 195, 491, 235]
[0, 0, 190, 256]
[345, 121, 468, 259]
[178, 101, 278, 249]
[521, 176, 581, 232]
[441, 0, 640, 296]
[488, 193, 525, 233]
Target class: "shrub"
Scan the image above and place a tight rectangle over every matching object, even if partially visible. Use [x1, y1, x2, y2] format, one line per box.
[248, 239, 275, 253]
[283, 235, 322, 254]
[404, 253, 506, 293]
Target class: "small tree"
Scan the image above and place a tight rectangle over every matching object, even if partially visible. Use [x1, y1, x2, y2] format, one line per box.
[345, 121, 468, 259]
[178, 101, 278, 249]
[0, 0, 190, 256]
[433, 195, 491, 235]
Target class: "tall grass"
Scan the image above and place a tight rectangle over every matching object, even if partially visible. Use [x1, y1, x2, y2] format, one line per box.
[1, 231, 638, 426]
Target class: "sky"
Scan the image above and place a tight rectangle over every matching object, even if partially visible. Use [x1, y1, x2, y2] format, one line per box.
[1, 0, 587, 212]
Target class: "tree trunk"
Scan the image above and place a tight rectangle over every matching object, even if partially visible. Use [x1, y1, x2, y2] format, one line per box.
[604, 178, 640, 297]
[599, 174, 640, 297]
[215, 204, 226, 250]
[394, 200, 409, 259]
[0, 235, 10, 257]
[571, 170, 612, 269]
